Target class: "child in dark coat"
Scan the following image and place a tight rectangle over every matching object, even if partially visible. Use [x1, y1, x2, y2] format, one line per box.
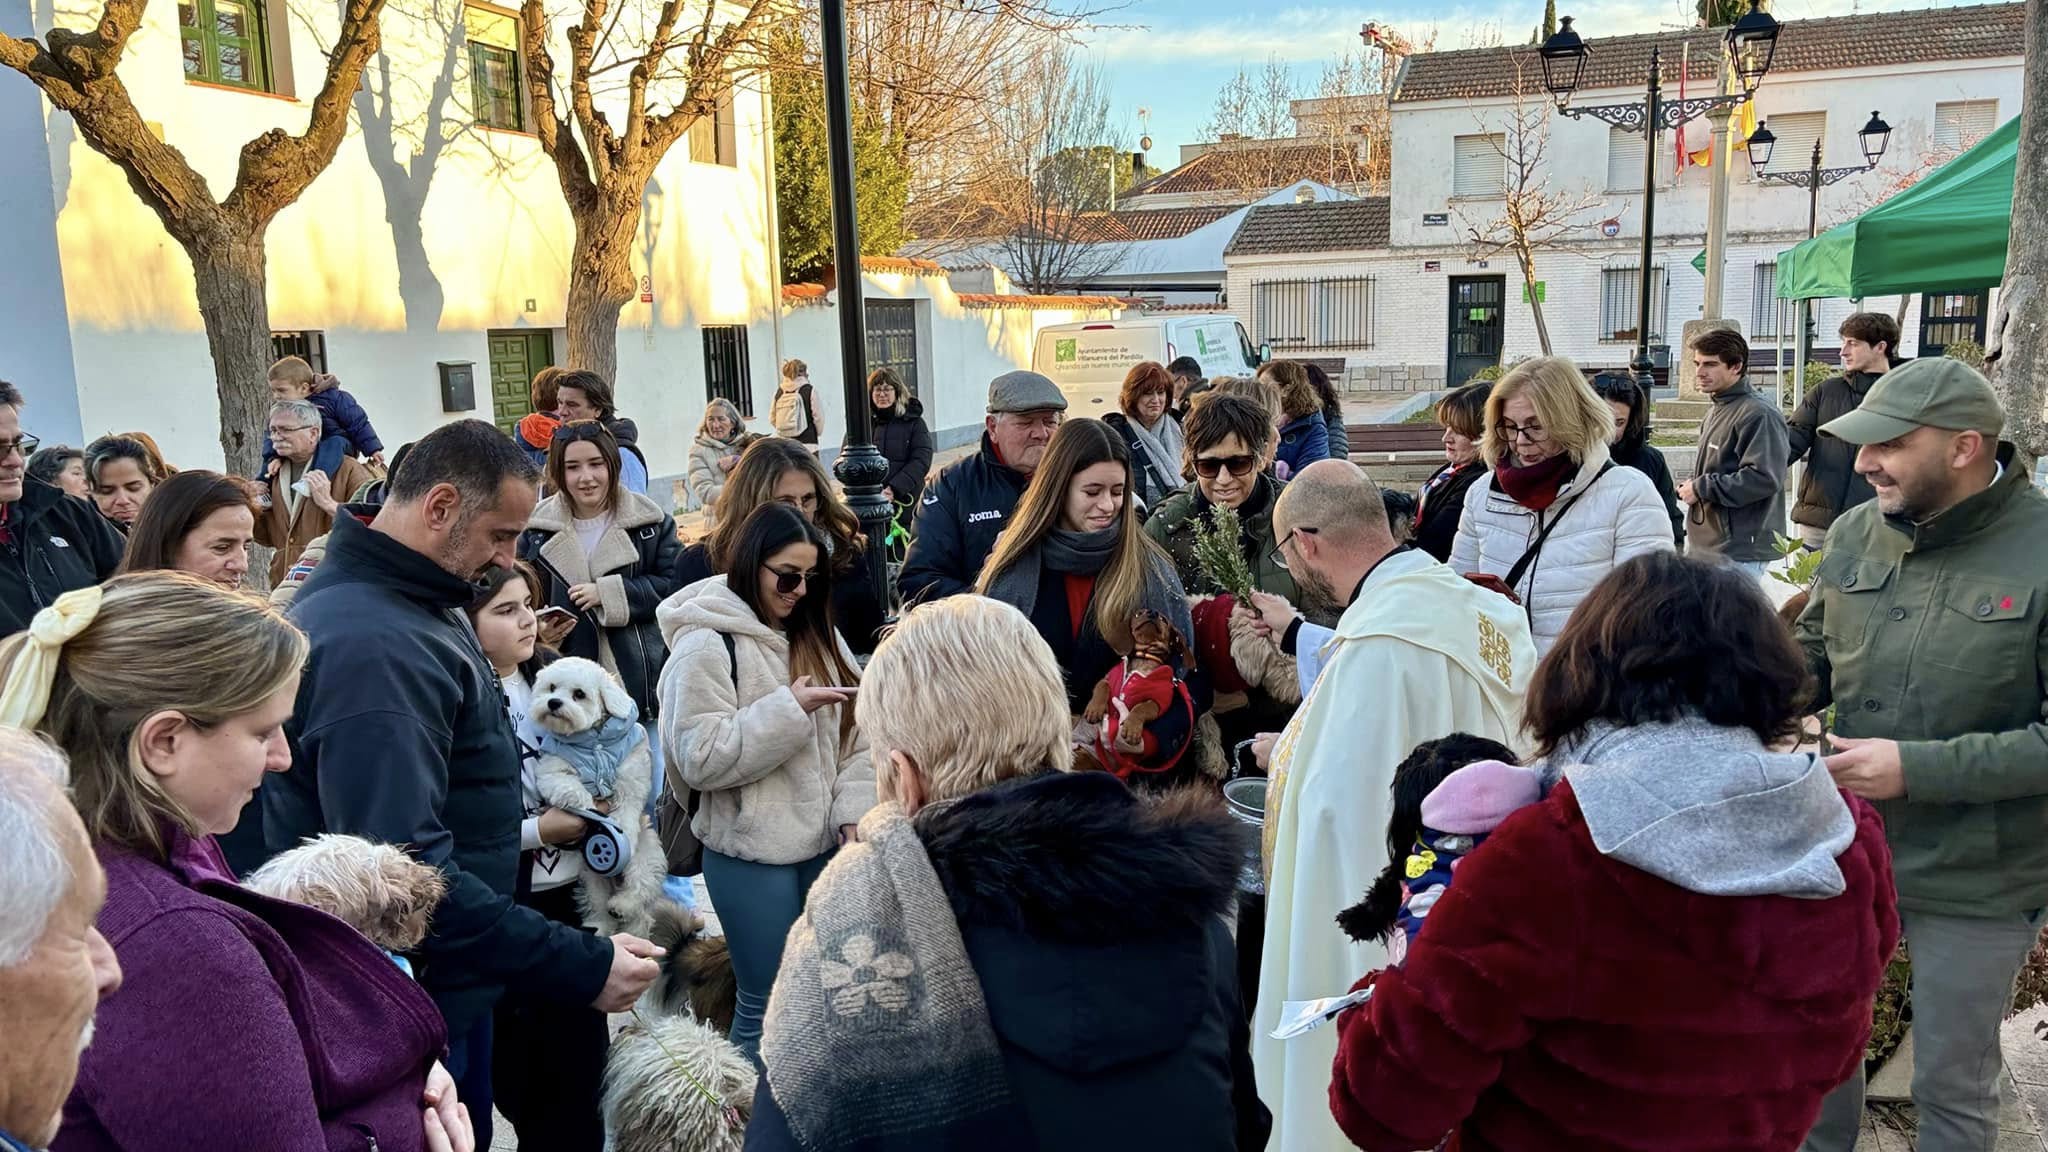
[263, 356, 386, 481]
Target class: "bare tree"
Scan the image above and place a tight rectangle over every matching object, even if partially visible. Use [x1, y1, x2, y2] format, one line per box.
[1, 0, 388, 473]
[1196, 46, 1397, 205]
[1990, 0, 2046, 459]
[988, 43, 1125, 293]
[520, 0, 787, 382]
[1457, 78, 1604, 354]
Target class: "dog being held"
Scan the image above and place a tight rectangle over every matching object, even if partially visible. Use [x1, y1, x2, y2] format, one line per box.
[243, 834, 447, 965]
[529, 657, 668, 938]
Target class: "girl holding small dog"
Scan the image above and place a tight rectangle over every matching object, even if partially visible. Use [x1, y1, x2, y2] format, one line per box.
[521, 420, 682, 794]
[0, 573, 473, 1152]
[658, 501, 872, 1060]
[465, 563, 612, 1152]
[978, 418, 1195, 737]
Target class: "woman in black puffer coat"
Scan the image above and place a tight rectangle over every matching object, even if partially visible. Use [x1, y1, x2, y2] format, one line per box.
[862, 368, 934, 530]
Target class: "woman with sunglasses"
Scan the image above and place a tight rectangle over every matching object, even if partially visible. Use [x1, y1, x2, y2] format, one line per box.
[1448, 357, 1672, 655]
[519, 420, 680, 756]
[657, 501, 870, 1061]
[1146, 394, 1316, 611]
[1590, 371, 1685, 547]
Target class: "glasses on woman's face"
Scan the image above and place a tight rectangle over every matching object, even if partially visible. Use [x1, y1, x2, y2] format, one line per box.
[770, 567, 815, 595]
[1500, 421, 1550, 445]
[1193, 453, 1259, 480]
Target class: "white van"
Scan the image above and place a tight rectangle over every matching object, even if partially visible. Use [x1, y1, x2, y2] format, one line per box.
[1032, 314, 1261, 414]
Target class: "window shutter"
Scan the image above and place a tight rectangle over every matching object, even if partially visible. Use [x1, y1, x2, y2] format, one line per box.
[1763, 111, 1826, 174]
[1607, 126, 1645, 192]
[1452, 134, 1505, 197]
[1934, 100, 1998, 152]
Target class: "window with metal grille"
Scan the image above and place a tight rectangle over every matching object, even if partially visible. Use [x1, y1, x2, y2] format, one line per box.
[1252, 278, 1374, 351]
[1919, 291, 1987, 356]
[1761, 111, 1826, 174]
[465, 5, 525, 132]
[179, 0, 273, 91]
[1599, 268, 1668, 343]
[1750, 263, 1788, 339]
[688, 88, 738, 167]
[1452, 134, 1505, 198]
[866, 300, 921, 396]
[1934, 100, 1998, 153]
[701, 325, 753, 417]
[270, 331, 327, 374]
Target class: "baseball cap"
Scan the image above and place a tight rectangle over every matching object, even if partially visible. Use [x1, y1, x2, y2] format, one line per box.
[987, 370, 1068, 415]
[1820, 356, 2005, 445]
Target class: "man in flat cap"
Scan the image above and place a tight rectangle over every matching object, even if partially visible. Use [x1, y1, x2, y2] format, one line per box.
[898, 370, 1066, 605]
[1798, 357, 2048, 1152]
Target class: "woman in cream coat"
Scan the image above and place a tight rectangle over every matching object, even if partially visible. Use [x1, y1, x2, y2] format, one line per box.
[1449, 356, 1673, 654]
[657, 501, 872, 1059]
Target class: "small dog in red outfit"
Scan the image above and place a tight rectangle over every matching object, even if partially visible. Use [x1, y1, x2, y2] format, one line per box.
[1079, 608, 1194, 778]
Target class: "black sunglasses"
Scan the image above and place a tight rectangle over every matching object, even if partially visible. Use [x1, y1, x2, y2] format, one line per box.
[1193, 453, 1259, 480]
[770, 567, 816, 594]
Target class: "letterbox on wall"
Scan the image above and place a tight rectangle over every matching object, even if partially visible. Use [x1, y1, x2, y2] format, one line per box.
[438, 362, 476, 413]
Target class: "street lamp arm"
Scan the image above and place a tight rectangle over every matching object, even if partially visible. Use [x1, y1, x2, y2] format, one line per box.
[1560, 92, 1750, 136]
[1753, 162, 1880, 190]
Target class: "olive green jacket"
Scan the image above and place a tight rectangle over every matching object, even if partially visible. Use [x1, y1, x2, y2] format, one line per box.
[1145, 475, 1322, 620]
[1796, 444, 2048, 917]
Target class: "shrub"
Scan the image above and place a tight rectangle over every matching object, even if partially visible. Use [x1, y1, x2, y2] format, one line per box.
[1943, 339, 1988, 373]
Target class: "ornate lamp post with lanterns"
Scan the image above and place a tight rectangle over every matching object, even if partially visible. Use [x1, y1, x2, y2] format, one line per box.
[1539, 1, 1780, 391]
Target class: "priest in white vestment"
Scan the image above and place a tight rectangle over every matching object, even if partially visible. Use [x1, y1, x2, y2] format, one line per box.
[1251, 460, 1537, 1152]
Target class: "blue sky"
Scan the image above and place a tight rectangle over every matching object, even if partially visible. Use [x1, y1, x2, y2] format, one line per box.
[1081, 0, 1989, 164]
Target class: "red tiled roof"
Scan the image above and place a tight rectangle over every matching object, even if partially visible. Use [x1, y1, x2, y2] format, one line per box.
[1392, 3, 2026, 103]
[861, 256, 946, 275]
[1224, 198, 1391, 257]
[1080, 205, 1238, 241]
[1123, 143, 1372, 199]
[957, 293, 1136, 311]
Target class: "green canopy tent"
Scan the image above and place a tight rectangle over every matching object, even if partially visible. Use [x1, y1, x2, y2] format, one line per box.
[1776, 115, 2019, 299]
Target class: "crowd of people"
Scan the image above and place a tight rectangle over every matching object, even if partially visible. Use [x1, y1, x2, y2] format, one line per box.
[0, 309, 2041, 1152]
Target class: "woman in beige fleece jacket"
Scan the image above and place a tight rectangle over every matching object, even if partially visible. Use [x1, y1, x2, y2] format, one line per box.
[656, 501, 872, 1059]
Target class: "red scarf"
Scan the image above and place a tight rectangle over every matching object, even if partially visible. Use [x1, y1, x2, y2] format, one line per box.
[1493, 453, 1576, 512]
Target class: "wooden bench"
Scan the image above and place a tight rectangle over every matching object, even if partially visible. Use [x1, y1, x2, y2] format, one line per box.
[1347, 423, 1447, 453]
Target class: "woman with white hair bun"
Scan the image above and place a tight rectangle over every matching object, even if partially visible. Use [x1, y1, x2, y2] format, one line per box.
[746, 594, 1270, 1152]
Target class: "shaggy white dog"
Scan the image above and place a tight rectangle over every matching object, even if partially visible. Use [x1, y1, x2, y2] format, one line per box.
[605, 1012, 756, 1152]
[529, 657, 668, 939]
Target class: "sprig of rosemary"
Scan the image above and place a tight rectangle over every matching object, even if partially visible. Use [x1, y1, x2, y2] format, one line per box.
[1191, 504, 1257, 601]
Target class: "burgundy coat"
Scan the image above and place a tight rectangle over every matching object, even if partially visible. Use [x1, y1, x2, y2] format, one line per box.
[1331, 779, 1899, 1152]
[56, 828, 446, 1152]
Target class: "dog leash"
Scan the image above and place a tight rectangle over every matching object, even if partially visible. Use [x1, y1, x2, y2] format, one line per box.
[626, 1007, 746, 1138]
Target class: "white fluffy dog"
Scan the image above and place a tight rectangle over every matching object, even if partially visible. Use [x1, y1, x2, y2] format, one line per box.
[605, 1012, 757, 1152]
[529, 657, 667, 939]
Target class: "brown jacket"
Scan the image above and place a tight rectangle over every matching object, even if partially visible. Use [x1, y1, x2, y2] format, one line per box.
[255, 455, 374, 585]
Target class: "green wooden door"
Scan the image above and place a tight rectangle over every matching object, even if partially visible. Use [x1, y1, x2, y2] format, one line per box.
[486, 330, 552, 435]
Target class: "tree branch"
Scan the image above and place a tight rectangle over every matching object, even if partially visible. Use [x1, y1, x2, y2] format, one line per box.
[522, 0, 598, 213]
[225, 0, 389, 228]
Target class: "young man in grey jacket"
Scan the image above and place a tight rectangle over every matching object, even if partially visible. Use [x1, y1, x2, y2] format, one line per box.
[1680, 329, 1789, 577]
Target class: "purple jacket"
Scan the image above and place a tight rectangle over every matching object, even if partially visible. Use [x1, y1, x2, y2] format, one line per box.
[55, 828, 445, 1152]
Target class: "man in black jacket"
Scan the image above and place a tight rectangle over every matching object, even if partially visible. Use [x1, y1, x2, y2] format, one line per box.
[898, 371, 1065, 604]
[263, 420, 660, 1147]
[0, 383, 124, 637]
[1788, 312, 1896, 549]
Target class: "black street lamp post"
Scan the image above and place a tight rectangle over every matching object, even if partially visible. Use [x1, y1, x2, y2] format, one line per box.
[1540, 5, 1778, 392]
[820, 0, 895, 612]
[1745, 111, 1892, 347]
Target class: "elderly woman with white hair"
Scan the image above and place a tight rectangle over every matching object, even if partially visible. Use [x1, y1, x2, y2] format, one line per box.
[745, 594, 1268, 1152]
[687, 398, 749, 520]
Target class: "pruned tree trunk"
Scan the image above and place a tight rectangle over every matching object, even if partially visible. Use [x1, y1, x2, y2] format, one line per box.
[1517, 247, 1552, 355]
[1990, 0, 2047, 462]
[2, 0, 387, 476]
[191, 227, 277, 474]
[563, 192, 645, 382]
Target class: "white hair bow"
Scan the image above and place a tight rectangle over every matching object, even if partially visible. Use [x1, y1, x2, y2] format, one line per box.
[0, 585, 105, 728]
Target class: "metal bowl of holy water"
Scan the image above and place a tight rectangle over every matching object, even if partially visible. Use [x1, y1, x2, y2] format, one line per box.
[1223, 776, 1268, 896]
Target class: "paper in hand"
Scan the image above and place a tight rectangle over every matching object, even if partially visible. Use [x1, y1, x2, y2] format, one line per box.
[1270, 986, 1374, 1040]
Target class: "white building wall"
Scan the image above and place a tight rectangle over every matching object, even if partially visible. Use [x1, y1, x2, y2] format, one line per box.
[1, 0, 779, 485]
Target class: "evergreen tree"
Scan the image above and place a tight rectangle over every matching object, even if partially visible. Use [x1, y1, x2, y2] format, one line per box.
[771, 37, 911, 285]
[1698, 0, 1763, 26]
[1543, 0, 1558, 38]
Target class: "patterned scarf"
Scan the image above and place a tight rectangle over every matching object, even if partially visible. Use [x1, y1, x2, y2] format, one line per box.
[761, 802, 1028, 1150]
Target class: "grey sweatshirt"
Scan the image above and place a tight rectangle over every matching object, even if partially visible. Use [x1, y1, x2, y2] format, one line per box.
[1547, 718, 1855, 899]
[1688, 380, 1791, 563]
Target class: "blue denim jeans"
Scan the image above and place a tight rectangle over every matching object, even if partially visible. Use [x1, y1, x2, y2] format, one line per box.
[700, 846, 833, 1061]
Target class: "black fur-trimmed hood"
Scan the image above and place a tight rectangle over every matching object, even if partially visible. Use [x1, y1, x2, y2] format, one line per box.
[914, 771, 1251, 1074]
[917, 770, 1247, 943]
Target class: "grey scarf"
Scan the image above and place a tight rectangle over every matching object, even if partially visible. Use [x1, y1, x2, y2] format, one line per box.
[760, 802, 1027, 1149]
[1127, 416, 1183, 502]
[983, 527, 1196, 651]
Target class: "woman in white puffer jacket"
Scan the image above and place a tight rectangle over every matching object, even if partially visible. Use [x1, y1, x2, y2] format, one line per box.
[1450, 356, 1674, 653]
[656, 501, 872, 1061]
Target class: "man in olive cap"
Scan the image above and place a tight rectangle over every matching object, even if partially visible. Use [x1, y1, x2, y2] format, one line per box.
[1796, 358, 2048, 1152]
[898, 370, 1066, 604]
